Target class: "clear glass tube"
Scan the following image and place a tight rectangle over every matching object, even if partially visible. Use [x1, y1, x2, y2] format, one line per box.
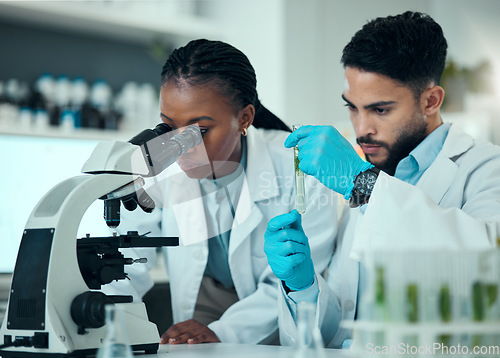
[293, 124, 306, 214]
[96, 304, 134, 358]
[294, 302, 326, 358]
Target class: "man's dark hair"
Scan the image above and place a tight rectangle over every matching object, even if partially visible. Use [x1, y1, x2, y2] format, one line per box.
[161, 39, 290, 132]
[341, 11, 448, 99]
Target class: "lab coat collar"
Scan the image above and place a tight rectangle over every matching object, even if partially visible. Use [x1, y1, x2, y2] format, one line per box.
[440, 122, 474, 159]
[245, 126, 281, 202]
[227, 126, 280, 256]
[416, 123, 474, 205]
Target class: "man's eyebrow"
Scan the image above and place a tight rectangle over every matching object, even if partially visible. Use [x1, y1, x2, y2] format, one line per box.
[341, 94, 396, 109]
[341, 94, 355, 107]
[160, 114, 215, 123]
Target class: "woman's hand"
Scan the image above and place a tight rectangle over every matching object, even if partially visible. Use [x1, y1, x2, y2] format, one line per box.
[160, 319, 220, 344]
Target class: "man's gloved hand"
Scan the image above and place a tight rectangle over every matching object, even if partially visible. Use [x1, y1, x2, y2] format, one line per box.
[285, 125, 373, 200]
[264, 210, 314, 291]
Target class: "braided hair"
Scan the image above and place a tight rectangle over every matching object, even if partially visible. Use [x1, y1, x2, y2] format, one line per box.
[161, 39, 290, 132]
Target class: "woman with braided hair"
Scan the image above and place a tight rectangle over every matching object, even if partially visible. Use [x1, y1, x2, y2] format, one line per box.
[108, 39, 338, 345]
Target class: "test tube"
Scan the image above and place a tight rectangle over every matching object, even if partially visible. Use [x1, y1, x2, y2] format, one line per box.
[293, 124, 306, 214]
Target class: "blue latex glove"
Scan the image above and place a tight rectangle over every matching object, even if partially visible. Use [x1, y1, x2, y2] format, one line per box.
[285, 125, 373, 200]
[264, 210, 314, 291]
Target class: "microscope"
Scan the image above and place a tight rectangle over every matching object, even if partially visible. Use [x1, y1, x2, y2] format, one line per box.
[0, 124, 202, 357]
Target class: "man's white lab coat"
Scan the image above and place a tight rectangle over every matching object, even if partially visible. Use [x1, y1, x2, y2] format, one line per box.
[278, 124, 500, 348]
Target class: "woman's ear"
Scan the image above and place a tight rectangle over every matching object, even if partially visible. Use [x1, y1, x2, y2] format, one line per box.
[421, 85, 445, 116]
[239, 104, 255, 131]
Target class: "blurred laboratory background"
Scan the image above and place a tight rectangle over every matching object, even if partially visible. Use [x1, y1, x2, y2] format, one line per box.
[1, 0, 500, 324]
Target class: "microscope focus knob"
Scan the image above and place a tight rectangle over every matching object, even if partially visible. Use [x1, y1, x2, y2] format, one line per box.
[71, 291, 114, 331]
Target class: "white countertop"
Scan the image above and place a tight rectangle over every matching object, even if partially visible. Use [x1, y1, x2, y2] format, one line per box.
[142, 343, 350, 358]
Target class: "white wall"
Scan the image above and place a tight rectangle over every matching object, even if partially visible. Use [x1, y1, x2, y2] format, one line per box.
[202, 0, 286, 120]
[0, 136, 112, 272]
[205, 0, 500, 142]
[284, 0, 432, 133]
[284, 0, 500, 142]
[284, 0, 330, 129]
[431, 0, 500, 69]
[430, 0, 500, 143]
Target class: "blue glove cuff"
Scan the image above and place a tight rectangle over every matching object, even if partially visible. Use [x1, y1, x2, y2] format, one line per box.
[285, 275, 315, 292]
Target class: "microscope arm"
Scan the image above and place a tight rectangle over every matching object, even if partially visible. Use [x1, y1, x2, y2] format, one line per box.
[1, 173, 150, 355]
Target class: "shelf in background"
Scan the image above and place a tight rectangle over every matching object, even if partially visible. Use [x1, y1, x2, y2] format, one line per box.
[0, 125, 137, 142]
[0, 1, 222, 45]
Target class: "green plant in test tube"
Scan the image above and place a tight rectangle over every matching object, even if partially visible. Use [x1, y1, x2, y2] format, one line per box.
[471, 282, 498, 348]
[485, 284, 498, 309]
[373, 266, 390, 321]
[472, 281, 485, 322]
[293, 124, 306, 214]
[439, 284, 451, 322]
[439, 284, 452, 346]
[472, 281, 485, 348]
[407, 284, 418, 323]
[375, 267, 385, 306]
[294, 148, 300, 174]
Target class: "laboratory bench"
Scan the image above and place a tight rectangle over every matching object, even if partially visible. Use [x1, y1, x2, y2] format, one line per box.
[0, 272, 349, 358]
[0, 344, 348, 358]
[143, 343, 349, 358]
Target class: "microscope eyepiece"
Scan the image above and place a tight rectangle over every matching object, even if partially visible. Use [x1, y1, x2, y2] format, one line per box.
[128, 123, 173, 146]
[128, 123, 203, 177]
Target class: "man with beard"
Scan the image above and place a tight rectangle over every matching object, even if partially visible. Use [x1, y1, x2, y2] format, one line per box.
[263, 11, 500, 348]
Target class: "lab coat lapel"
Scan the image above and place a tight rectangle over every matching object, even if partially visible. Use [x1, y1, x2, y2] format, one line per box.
[164, 164, 209, 246]
[228, 176, 263, 256]
[416, 124, 473, 205]
[228, 126, 280, 256]
[416, 154, 457, 205]
[245, 126, 281, 203]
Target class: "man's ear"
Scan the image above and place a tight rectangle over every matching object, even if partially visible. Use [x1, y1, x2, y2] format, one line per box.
[239, 104, 255, 131]
[421, 85, 445, 116]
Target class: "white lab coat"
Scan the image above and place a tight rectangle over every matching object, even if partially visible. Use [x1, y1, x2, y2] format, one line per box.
[105, 126, 339, 344]
[278, 123, 500, 348]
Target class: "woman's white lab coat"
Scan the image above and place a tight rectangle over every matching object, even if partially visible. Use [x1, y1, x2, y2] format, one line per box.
[106, 126, 339, 344]
[278, 123, 500, 348]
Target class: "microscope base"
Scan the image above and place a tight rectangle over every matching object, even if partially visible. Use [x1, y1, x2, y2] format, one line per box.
[0, 343, 158, 357]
